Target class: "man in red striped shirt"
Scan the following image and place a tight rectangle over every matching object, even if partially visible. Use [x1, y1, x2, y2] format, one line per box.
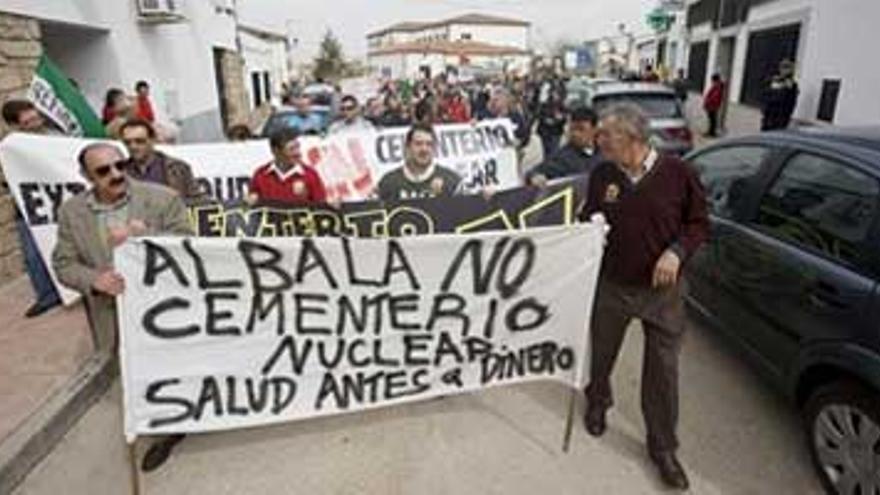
[247, 128, 328, 205]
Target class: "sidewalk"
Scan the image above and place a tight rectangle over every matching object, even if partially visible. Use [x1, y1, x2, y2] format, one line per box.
[0, 276, 112, 494]
[685, 93, 763, 148]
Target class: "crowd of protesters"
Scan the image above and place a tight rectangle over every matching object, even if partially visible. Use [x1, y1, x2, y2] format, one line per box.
[1, 63, 717, 488]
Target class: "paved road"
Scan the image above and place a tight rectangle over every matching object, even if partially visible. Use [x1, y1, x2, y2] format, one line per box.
[14, 316, 822, 495]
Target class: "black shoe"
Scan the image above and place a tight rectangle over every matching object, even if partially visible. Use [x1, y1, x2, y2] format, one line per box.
[649, 451, 690, 490]
[141, 434, 185, 472]
[24, 302, 50, 318]
[583, 403, 607, 437]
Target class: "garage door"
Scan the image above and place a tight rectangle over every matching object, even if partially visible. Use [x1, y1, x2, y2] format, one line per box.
[688, 41, 709, 92]
[740, 23, 800, 107]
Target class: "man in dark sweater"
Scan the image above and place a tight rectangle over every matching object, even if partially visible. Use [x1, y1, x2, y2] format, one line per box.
[526, 106, 606, 187]
[580, 103, 709, 490]
[376, 123, 462, 201]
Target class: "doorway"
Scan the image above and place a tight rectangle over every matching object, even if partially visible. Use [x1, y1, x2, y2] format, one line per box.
[740, 23, 801, 106]
[688, 41, 709, 92]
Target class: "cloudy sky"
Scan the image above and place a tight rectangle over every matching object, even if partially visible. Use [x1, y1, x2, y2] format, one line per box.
[240, 0, 657, 60]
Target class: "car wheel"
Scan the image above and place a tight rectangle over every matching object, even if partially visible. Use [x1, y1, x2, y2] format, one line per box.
[803, 381, 880, 495]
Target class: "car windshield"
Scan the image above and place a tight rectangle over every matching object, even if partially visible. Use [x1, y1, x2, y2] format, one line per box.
[305, 92, 333, 106]
[264, 110, 328, 136]
[593, 93, 683, 119]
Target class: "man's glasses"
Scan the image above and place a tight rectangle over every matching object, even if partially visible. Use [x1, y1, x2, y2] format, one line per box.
[341, 105, 356, 112]
[93, 160, 127, 178]
[122, 138, 149, 146]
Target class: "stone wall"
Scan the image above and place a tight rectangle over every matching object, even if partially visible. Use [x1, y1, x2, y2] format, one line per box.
[0, 13, 42, 286]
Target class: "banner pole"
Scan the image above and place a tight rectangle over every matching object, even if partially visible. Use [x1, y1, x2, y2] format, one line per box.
[128, 439, 141, 495]
[562, 388, 578, 453]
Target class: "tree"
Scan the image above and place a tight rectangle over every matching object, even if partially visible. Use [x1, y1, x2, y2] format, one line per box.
[313, 30, 347, 81]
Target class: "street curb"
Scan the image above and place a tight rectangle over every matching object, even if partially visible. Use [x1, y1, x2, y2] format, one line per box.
[0, 352, 114, 495]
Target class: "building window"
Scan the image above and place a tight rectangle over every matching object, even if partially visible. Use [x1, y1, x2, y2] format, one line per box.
[687, 0, 719, 28]
[817, 79, 842, 123]
[262, 71, 271, 103]
[460, 33, 472, 41]
[251, 72, 262, 107]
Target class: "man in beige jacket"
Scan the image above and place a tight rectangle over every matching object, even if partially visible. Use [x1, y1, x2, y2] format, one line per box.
[52, 141, 193, 472]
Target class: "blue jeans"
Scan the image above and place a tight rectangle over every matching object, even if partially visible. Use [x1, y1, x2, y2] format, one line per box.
[15, 211, 61, 311]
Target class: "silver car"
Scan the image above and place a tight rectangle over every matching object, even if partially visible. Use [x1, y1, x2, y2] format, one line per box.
[589, 82, 694, 156]
[564, 76, 617, 110]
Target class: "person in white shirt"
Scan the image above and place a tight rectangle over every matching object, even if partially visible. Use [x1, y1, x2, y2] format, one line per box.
[327, 95, 375, 135]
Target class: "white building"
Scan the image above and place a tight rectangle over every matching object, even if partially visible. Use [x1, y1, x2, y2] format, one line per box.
[239, 24, 291, 109]
[674, 0, 880, 126]
[636, 38, 658, 72]
[367, 13, 532, 80]
[0, 0, 262, 141]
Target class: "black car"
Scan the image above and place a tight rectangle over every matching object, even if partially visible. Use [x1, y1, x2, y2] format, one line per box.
[684, 127, 880, 494]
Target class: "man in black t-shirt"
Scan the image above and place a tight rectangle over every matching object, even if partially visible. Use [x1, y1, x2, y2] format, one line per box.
[377, 123, 462, 201]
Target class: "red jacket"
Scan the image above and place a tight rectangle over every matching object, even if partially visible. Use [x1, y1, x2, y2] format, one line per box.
[249, 161, 328, 205]
[136, 95, 155, 122]
[703, 82, 725, 111]
[442, 99, 470, 123]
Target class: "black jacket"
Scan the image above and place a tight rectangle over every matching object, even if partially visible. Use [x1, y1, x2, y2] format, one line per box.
[536, 102, 566, 138]
[526, 143, 606, 181]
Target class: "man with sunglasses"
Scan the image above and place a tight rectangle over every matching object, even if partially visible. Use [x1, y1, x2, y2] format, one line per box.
[52, 142, 194, 473]
[120, 118, 203, 198]
[328, 95, 375, 135]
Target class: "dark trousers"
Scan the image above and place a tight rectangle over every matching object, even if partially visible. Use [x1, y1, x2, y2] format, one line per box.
[706, 109, 719, 137]
[761, 112, 792, 131]
[585, 278, 686, 453]
[540, 133, 561, 160]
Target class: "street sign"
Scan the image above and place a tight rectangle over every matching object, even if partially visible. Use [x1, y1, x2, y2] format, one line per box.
[646, 8, 675, 32]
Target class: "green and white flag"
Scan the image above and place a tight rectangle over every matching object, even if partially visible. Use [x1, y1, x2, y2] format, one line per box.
[27, 54, 104, 137]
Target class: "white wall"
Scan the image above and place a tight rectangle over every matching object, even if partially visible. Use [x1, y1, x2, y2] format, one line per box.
[404, 53, 445, 79]
[412, 26, 448, 42]
[746, 0, 813, 27]
[637, 40, 657, 69]
[3, 0, 238, 142]
[369, 53, 406, 79]
[240, 30, 289, 109]
[370, 50, 531, 80]
[467, 54, 531, 74]
[795, 0, 880, 125]
[368, 52, 443, 80]
[448, 24, 528, 49]
[683, 0, 879, 125]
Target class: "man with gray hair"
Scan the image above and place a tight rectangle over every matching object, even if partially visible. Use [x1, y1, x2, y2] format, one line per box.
[580, 103, 709, 490]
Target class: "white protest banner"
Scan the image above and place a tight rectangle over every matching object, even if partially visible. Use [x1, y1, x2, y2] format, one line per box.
[315, 119, 518, 200]
[116, 224, 604, 440]
[0, 119, 518, 303]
